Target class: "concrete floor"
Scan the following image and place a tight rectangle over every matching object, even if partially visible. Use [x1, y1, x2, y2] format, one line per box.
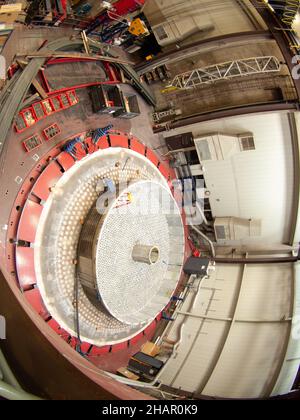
[1, 26, 74, 72]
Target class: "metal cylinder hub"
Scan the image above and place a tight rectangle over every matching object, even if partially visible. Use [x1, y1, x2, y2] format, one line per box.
[132, 244, 160, 265]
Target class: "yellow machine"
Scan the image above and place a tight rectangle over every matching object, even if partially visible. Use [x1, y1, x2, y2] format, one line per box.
[128, 18, 149, 37]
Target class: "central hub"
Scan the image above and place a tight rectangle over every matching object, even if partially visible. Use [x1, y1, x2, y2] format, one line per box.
[132, 244, 160, 265]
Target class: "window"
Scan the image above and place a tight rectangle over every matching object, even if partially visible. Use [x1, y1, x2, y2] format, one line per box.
[195, 139, 212, 161]
[239, 135, 255, 151]
[215, 225, 226, 240]
[155, 26, 169, 40]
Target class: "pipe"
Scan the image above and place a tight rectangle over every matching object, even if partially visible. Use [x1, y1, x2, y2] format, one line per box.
[0, 348, 21, 390]
[103, 276, 202, 391]
[0, 380, 42, 401]
[190, 225, 216, 258]
[195, 201, 209, 226]
[104, 276, 199, 390]
[213, 256, 299, 264]
[153, 102, 299, 133]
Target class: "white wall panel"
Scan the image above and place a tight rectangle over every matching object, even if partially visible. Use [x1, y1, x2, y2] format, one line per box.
[271, 262, 300, 395]
[236, 263, 293, 320]
[202, 322, 290, 398]
[170, 320, 229, 393]
[159, 262, 296, 398]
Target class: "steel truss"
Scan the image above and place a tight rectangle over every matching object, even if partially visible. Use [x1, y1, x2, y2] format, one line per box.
[168, 56, 281, 90]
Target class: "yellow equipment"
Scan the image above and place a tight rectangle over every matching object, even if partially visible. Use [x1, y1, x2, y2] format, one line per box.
[128, 18, 149, 37]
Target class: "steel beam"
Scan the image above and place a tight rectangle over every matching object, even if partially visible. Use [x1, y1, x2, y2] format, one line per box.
[154, 102, 299, 133]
